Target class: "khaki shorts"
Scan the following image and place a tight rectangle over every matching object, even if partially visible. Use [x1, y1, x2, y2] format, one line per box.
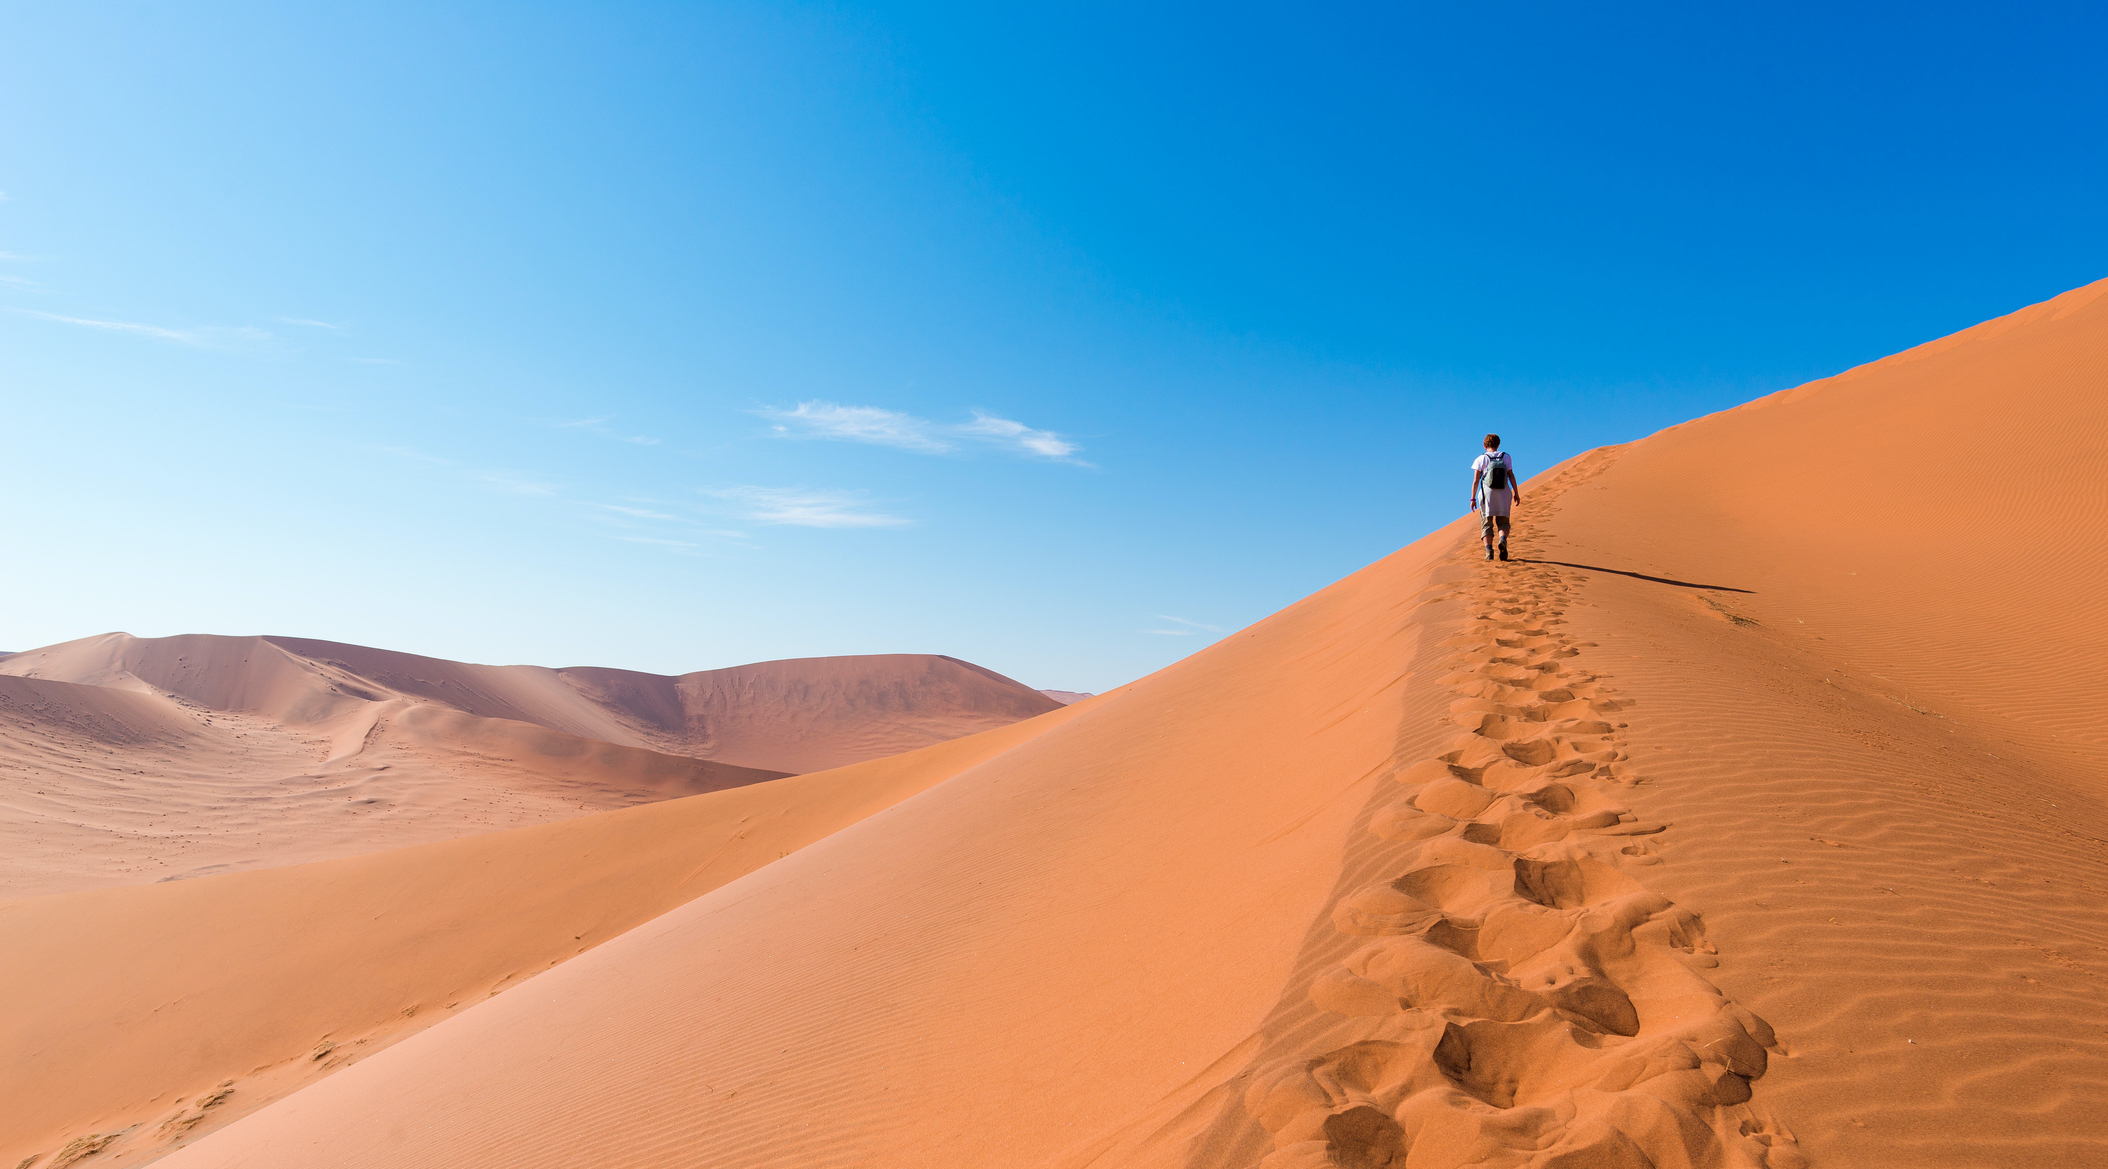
[1481, 487, 1513, 541]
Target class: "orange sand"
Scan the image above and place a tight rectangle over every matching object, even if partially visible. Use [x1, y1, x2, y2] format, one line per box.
[14, 278, 2108, 1169]
[0, 706, 1087, 1168]
[0, 638, 1054, 897]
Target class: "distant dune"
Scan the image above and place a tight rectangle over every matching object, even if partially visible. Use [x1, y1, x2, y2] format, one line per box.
[14, 279, 2107, 1169]
[1038, 688, 1095, 705]
[0, 638, 1055, 897]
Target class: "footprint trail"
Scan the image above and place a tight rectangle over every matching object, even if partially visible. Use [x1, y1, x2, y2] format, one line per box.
[1202, 454, 1805, 1169]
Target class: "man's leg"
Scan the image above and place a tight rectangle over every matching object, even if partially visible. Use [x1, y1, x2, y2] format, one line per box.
[1496, 515, 1511, 559]
[1481, 511, 1497, 558]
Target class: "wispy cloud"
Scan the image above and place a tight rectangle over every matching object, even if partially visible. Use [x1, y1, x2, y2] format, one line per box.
[279, 317, 345, 329]
[11, 308, 272, 351]
[957, 411, 1081, 459]
[703, 486, 909, 528]
[0, 273, 44, 292]
[758, 400, 1087, 463]
[759, 402, 952, 453]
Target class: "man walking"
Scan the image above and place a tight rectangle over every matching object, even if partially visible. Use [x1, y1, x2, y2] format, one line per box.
[1470, 434, 1519, 561]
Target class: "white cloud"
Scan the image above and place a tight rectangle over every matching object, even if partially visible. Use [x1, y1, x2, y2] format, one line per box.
[759, 402, 952, 453]
[703, 486, 908, 528]
[956, 411, 1082, 459]
[758, 400, 1085, 463]
[0, 273, 44, 292]
[279, 317, 345, 329]
[1143, 628, 1197, 636]
[11, 308, 272, 351]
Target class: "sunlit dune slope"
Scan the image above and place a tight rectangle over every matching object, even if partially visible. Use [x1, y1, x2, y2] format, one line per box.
[1511, 275, 2108, 1167]
[1546, 275, 2108, 749]
[0, 705, 1085, 1169]
[0, 635, 1053, 896]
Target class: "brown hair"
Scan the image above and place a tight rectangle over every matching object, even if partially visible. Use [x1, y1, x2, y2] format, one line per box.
[1484, 433, 1501, 449]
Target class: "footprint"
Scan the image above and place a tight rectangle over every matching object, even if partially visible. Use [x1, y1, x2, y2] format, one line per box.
[1238, 507, 1794, 1168]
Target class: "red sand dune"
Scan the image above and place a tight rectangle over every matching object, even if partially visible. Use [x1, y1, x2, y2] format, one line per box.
[14, 279, 2108, 1169]
[0, 638, 1054, 897]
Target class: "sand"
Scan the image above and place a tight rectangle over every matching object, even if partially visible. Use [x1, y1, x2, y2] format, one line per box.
[0, 638, 1055, 897]
[13, 278, 2108, 1169]
[0, 706, 1088, 1168]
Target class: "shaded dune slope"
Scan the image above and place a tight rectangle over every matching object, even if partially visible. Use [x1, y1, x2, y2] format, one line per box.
[0, 638, 1053, 896]
[0, 705, 1086, 1169]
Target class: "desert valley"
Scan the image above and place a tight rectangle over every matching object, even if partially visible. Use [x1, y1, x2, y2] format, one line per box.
[3, 278, 2103, 1168]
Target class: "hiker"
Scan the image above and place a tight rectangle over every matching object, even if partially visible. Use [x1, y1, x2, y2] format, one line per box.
[1470, 434, 1519, 561]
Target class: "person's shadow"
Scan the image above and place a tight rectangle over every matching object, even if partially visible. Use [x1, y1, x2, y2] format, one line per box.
[1512, 559, 1752, 593]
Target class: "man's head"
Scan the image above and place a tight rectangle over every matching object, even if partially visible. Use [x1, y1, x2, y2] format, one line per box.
[1484, 433, 1501, 450]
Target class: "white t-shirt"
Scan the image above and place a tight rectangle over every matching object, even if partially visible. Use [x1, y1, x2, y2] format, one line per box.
[1473, 451, 1516, 496]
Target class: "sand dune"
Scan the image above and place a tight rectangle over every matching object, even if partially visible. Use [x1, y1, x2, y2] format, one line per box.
[1501, 276, 2108, 1166]
[3, 634, 1057, 772]
[0, 705, 1087, 1169]
[27, 278, 2108, 1169]
[133, 471, 1795, 1167]
[0, 637, 1053, 897]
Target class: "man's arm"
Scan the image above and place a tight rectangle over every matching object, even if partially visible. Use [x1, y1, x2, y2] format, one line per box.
[1511, 458, 1521, 504]
[1470, 466, 1483, 511]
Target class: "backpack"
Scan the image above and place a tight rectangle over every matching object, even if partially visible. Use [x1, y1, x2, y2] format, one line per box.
[1485, 452, 1510, 490]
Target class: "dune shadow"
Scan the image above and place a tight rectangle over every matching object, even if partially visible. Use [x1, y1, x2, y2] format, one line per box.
[1516, 560, 1753, 593]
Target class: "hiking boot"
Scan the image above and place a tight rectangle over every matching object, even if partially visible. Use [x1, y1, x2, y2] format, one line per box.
[1484, 547, 1495, 560]
[1498, 544, 1509, 561]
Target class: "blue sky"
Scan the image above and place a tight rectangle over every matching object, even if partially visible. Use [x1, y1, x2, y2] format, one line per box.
[3, 2, 2103, 692]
